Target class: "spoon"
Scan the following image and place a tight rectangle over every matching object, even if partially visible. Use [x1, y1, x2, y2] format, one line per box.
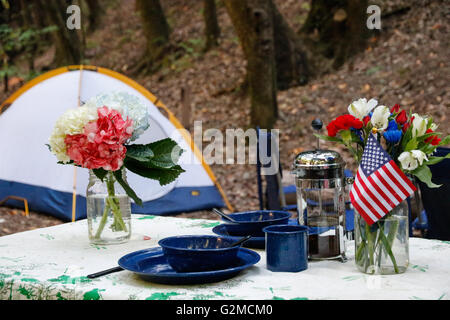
[212, 208, 237, 222]
[229, 235, 252, 247]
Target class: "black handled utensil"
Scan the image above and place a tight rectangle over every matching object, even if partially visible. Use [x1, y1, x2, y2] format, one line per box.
[229, 235, 252, 247]
[87, 266, 124, 279]
[212, 208, 237, 222]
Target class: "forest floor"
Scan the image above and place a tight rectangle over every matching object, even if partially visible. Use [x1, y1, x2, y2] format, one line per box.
[0, 0, 448, 236]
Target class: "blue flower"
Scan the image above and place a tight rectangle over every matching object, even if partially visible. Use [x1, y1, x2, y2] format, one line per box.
[384, 120, 402, 144]
[387, 119, 398, 131]
[351, 128, 364, 142]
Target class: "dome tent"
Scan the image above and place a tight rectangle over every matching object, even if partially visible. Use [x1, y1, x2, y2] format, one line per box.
[0, 65, 232, 221]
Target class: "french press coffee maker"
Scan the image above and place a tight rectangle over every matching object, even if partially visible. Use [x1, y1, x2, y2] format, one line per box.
[291, 119, 349, 262]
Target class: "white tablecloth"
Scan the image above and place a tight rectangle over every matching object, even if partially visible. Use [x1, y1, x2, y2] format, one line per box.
[0, 214, 449, 300]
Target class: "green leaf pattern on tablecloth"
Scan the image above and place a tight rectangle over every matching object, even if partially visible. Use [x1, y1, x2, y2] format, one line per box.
[40, 234, 55, 240]
[146, 291, 185, 300]
[411, 264, 428, 272]
[137, 215, 157, 220]
[342, 275, 364, 281]
[0, 215, 449, 300]
[83, 288, 105, 300]
[48, 275, 92, 285]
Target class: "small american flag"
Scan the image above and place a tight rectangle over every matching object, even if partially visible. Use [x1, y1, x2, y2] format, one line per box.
[350, 134, 416, 225]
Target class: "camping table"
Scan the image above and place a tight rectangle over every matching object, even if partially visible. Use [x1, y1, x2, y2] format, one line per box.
[0, 214, 449, 300]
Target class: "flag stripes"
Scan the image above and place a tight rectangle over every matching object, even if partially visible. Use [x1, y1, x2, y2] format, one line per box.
[350, 135, 416, 225]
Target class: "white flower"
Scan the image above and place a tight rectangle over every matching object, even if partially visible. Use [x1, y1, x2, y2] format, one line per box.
[370, 105, 390, 131]
[85, 91, 149, 141]
[398, 150, 428, 171]
[430, 123, 438, 131]
[348, 98, 378, 120]
[410, 113, 428, 138]
[49, 106, 98, 162]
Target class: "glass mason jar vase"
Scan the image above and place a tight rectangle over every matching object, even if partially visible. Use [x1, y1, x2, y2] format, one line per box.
[86, 169, 131, 245]
[354, 200, 409, 275]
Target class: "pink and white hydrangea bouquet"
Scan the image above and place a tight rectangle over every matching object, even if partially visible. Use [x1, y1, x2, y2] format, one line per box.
[48, 92, 184, 236]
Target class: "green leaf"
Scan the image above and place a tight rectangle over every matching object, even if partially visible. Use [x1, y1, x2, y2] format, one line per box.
[417, 132, 442, 141]
[146, 139, 184, 169]
[404, 138, 418, 152]
[126, 138, 184, 169]
[350, 131, 365, 146]
[425, 154, 450, 166]
[400, 124, 413, 150]
[340, 130, 352, 145]
[123, 138, 185, 186]
[56, 160, 79, 167]
[148, 138, 184, 161]
[439, 135, 450, 146]
[113, 169, 143, 206]
[419, 143, 437, 155]
[313, 133, 343, 143]
[124, 158, 185, 186]
[411, 165, 441, 188]
[93, 168, 108, 182]
[125, 144, 155, 162]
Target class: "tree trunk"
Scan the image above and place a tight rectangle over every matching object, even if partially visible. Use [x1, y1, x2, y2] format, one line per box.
[224, 0, 278, 129]
[271, 3, 309, 89]
[203, 0, 221, 51]
[85, 0, 102, 32]
[299, 0, 369, 70]
[19, 0, 37, 71]
[38, 0, 82, 66]
[135, 0, 171, 73]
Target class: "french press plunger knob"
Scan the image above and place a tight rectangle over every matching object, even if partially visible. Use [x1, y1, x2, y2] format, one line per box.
[311, 118, 323, 149]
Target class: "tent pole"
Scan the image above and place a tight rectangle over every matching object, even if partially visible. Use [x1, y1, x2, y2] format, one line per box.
[71, 167, 77, 222]
[71, 65, 84, 222]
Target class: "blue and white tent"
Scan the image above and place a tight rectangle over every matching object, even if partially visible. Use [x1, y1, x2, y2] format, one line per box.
[0, 65, 232, 221]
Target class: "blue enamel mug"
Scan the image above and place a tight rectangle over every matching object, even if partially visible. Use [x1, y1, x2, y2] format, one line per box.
[263, 225, 308, 272]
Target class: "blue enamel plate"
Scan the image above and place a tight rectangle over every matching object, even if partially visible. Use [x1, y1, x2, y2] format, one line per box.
[118, 247, 260, 285]
[212, 218, 299, 249]
[212, 224, 265, 249]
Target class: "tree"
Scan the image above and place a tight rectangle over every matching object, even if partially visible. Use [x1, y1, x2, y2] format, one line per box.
[226, 0, 308, 91]
[134, 0, 171, 73]
[36, 0, 83, 66]
[224, 0, 278, 129]
[203, 0, 221, 51]
[299, 0, 369, 70]
[85, 0, 102, 33]
[271, 2, 309, 89]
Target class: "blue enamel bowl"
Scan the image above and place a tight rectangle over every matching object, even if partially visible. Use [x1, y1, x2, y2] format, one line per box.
[158, 235, 241, 272]
[223, 210, 292, 237]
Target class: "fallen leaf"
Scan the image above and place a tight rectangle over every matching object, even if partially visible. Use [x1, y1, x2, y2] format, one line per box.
[362, 84, 371, 93]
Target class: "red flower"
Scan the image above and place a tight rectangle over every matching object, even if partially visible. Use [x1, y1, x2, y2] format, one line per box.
[424, 129, 441, 146]
[327, 115, 363, 137]
[402, 115, 414, 133]
[363, 115, 371, 126]
[390, 104, 401, 113]
[65, 107, 133, 171]
[395, 110, 408, 125]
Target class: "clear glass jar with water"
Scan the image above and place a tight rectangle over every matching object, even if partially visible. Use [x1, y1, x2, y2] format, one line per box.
[86, 169, 131, 245]
[354, 200, 409, 274]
